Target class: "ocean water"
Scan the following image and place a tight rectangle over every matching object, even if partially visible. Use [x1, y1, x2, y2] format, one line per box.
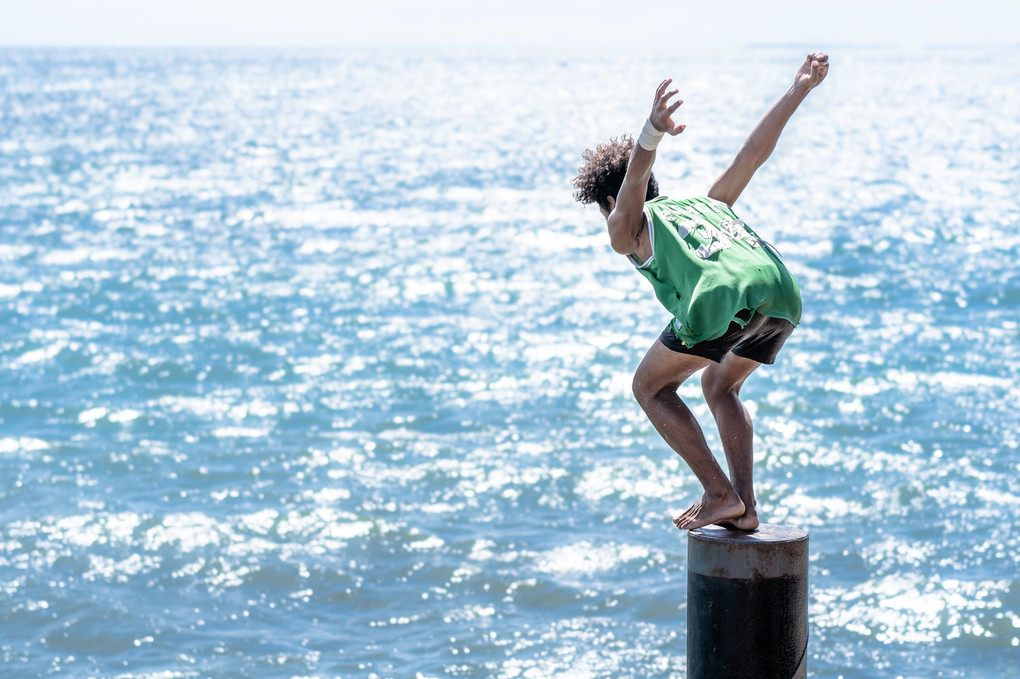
[1, 45, 1018, 678]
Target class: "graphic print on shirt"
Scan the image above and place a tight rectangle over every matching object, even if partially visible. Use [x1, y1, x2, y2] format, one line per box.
[656, 202, 764, 260]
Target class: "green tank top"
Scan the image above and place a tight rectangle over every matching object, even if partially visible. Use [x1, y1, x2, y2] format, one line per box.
[632, 196, 801, 347]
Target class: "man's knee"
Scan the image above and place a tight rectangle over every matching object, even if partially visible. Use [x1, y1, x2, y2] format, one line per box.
[702, 354, 759, 407]
[632, 372, 663, 410]
[702, 371, 739, 408]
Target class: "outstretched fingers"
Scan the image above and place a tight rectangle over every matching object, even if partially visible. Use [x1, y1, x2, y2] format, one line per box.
[664, 98, 685, 135]
[655, 78, 673, 99]
[649, 79, 686, 136]
[657, 87, 679, 109]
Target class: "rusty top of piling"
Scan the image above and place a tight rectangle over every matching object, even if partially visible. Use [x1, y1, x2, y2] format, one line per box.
[688, 523, 809, 580]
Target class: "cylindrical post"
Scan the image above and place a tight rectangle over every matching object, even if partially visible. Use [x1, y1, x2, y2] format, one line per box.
[687, 524, 809, 679]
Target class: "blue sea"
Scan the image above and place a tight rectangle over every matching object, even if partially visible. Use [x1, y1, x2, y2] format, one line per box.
[1, 45, 1018, 678]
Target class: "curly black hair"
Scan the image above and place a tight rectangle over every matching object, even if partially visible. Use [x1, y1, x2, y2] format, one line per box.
[572, 135, 658, 211]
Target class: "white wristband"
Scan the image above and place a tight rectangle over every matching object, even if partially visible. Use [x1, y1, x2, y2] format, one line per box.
[637, 119, 665, 151]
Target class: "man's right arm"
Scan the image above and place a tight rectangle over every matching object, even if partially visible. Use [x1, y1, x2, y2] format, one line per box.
[708, 53, 829, 208]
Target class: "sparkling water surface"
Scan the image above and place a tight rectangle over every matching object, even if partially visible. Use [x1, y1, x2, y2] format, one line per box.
[1, 46, 1019, 678]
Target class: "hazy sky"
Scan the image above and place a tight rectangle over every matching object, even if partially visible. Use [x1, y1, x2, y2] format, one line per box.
[2, 0, 1018, 49]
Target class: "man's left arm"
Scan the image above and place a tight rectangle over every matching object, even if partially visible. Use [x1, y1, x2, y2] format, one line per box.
[708, 53, 829, 208]
[607, 79, 686, 255]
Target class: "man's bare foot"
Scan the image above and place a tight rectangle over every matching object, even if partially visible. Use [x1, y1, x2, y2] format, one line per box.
[717, 508, 760, 531]
[673, 492, 745, 531]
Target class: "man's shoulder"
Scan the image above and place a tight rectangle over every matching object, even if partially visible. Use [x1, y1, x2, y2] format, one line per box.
[644, 196, 706, 217]
[647, 195, 737, 218]
[645, 195, 715, 208]
[644, 196, 677, 216]
[646, 195, 727, 204]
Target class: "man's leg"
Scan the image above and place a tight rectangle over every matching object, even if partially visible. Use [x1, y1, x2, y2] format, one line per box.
[701, 352, 763, 531]
[632, 339, 745, 530]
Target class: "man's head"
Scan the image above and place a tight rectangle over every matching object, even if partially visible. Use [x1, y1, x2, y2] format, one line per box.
[572, 135, 659, 217]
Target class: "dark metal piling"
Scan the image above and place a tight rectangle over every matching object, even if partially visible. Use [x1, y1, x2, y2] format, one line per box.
[687, 524, 809, 679]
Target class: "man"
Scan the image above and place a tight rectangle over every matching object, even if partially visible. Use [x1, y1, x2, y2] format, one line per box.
[572, 53, 829, 531]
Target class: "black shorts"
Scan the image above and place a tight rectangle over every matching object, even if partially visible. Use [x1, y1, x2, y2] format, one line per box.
[658, 309, 796, 365]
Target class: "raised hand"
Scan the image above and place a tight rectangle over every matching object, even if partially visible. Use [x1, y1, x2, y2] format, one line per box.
[794, 52, 829, 92]
[649, 78, 686, 135]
